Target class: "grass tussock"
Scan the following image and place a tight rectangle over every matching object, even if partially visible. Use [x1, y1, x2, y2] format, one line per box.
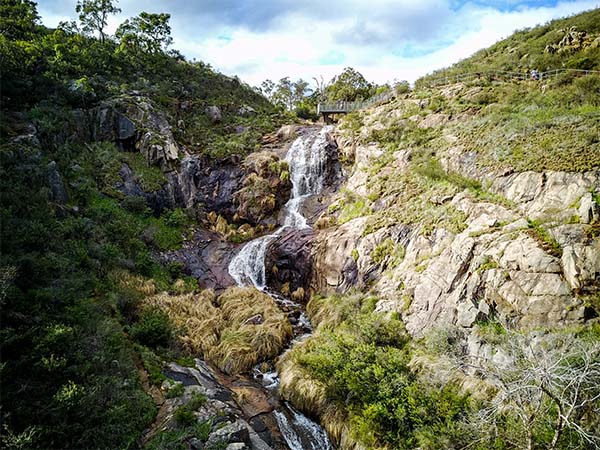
[142, 287, 293, 374]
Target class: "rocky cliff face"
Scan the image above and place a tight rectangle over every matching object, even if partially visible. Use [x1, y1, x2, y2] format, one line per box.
[310, 91, 600, 348]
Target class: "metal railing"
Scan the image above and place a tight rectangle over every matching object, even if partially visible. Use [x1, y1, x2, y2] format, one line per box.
[316, 69, 599, 114]
[420, 68, 600, 87]
[317, 91, 393, 114]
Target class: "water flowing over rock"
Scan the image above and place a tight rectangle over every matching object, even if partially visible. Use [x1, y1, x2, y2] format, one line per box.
[274, 405, 334, 450]
[228, 127, 339, 292]
[229, 234, 278, 289]
[228, 126, 338, 449]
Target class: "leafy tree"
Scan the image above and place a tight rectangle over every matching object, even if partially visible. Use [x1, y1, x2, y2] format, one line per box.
[394, 80, 410, 95]
[262, 77, 313, 113]
[325, 67, 375, 102]
[260, 79, 275, 98]
[116, 12, 173, 54]
[270, 76, 293, 110]
[76, 0, 121, 43]
[0, 0, 40, 40]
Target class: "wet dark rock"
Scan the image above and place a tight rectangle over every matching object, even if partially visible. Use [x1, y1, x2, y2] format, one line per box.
[321, 130, 343, 191]
[265, 228, 314, 300]
[250, 417, 268, 433]
[113, 152, 245, 219]
[197, 156, 245, 221]
[162, 228, 237, 291]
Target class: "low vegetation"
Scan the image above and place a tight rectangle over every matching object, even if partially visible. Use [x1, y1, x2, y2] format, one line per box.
[418, 9, 600, 85]
[0, 1, 278, 448]
[280, 293, 600, 450]
[280, 294, 471, 449]
[141, 287, 293, 374]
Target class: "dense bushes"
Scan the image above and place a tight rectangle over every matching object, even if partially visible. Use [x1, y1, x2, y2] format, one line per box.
[0, 2, 282, 449]
[281, 294, 471, 449]
[131, 309, 173, 347]
[0, 135, 193, 448]
[281, 293, 600, 450]
[0, 138, 192, 449]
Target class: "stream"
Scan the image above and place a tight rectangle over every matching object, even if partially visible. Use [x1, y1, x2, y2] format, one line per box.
[228, 126, 335, 450]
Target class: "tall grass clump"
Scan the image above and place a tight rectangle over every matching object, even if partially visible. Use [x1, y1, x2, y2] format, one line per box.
[142, 287, 293, 374]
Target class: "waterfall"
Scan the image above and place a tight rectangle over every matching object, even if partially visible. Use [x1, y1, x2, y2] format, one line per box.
[228, 233, 277, 289]
[227, 126, 335, 450]
[274, 405, 334, 450]
[228, 126, 332, 287]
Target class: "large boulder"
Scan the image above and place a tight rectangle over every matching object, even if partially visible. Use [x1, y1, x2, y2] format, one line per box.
[206, 105, 222, 123]
[265, 228, 314, 299]
[162, 228, 237, 291]
[233, 151, 292, 226]
[91, 95, 180, 170]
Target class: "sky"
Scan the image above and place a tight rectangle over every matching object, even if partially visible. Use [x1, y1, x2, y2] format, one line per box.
[35, 0, 598, 88]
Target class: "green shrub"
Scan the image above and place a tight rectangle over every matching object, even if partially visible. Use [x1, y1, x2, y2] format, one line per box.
[394, 80, 410, 95]
[174, 406, 196, 426]
[137, 344, 166, 385]
[164, 208, 188, 228]
[131, 309, 173, 348]
[173, 392, 208, 426]
[166, 381, 185, 398]
[292, 304, 469, 450]
[194, 420, 212, 441]
[527, 219, 562, 257]
[122, 195, 150, 215]
[371, 238, 405, 268]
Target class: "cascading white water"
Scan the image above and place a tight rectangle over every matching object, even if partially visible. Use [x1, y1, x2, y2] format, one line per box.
[227, 233, 277, 289]
[282, 127, 331, 229]
[227, 126, 335, 450]
[274, 405, 334, 450]
[228, 126, 332, 286]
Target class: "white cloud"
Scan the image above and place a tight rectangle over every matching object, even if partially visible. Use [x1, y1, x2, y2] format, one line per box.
[35, 0, 599, 87]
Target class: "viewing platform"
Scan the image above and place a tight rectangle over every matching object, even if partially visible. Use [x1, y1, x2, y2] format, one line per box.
[316, 68, 600, 123]
[317, 92, 393, 123]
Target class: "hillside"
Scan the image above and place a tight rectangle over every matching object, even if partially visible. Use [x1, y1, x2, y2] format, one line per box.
[418, 8, 600, 84]
[273, 9, 600, 450]
[2, 3, 600, 450]
[0, 2, 291, 449]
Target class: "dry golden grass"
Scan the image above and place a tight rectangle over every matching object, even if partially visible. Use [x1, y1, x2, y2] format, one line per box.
[277, 349, 328, 414]
[113, 270, 157, 296]
[142, 286, 292, 375]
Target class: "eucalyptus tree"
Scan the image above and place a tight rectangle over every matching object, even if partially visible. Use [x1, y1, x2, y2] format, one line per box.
[76, 0, 121, 43]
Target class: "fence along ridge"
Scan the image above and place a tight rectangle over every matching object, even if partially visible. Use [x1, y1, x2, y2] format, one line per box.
[421, 68, 600, 87]
[317, 68, 600, 114]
